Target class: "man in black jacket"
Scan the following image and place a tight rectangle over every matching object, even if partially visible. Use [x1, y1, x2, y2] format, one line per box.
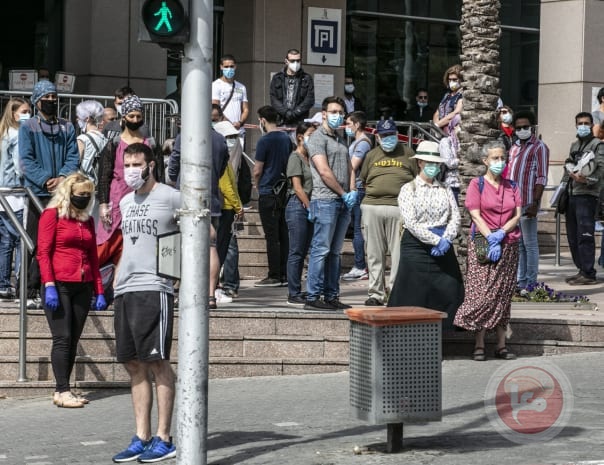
[405, 88, 434, 123]
[269, 49, 315, 127]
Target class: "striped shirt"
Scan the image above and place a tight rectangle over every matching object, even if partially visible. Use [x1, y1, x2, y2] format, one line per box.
[508, 135, 549, 207]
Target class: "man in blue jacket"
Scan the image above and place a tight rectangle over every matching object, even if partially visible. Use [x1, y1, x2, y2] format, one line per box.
[19, 80, 79, 308]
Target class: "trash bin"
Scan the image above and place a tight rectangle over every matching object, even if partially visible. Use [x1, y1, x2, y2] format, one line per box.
[345, 306, 446, 426]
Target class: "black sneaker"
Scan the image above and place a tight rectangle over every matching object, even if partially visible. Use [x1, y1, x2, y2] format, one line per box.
[304, 299, 336, 311]
[287, 295, 306, 306]
[254, 277, 281, 287]
[569, 275, 598, 285]
[365, 297, 384, 306]
[326, 298, 351, 310]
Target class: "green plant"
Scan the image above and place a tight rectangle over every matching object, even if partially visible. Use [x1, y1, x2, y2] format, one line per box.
[513, 282, 589, 303]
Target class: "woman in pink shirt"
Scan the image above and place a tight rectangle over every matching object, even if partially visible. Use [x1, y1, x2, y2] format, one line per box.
[454, 140, 522, 361]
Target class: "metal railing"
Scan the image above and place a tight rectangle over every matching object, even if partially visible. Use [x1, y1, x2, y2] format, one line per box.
[0, 187, 43, 382]
[0, 91, 179, 145]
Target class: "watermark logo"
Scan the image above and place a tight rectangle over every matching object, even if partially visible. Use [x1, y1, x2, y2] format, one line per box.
[484, 361, 573, 444]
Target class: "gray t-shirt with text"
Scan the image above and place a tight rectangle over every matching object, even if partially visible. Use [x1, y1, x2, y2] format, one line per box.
[115, 183, 181, 295]
[306, 126, 350, 200]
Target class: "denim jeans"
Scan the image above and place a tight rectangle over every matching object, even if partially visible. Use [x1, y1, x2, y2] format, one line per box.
[221, 235, 240, 292]
[517, 207, 539, 288]
[306, 198, 351, 301]
[566, 195, 597, 279]
[285, 195, 313, 297]
[258, 194, 288, 280]
[217, 209, 235, 266]
[0, 210, 22, 290]
[350, 189, 366, 269]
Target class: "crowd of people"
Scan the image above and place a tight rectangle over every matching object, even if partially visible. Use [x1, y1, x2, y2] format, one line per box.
[2, 52, 604, 463]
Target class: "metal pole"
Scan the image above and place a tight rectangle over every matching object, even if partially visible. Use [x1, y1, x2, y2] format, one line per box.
[176, 1, 213, 464]
[18, 198, 30, 382]
[555, 212, 561, 266]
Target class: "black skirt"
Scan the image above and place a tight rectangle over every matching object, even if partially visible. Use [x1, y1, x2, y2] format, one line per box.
[387, 229, 464, 331]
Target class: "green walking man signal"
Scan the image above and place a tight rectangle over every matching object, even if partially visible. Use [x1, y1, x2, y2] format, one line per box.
[154, 1, 173, 33]
[140, 0, 189, 46]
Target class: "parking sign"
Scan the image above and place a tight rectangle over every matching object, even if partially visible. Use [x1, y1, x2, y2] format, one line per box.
[307, 7, 341, 66]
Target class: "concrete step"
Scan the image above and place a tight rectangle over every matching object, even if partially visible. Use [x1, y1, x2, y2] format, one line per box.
[2, 299, 603, 396]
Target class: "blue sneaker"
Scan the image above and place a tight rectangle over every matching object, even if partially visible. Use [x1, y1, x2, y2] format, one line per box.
[112, 435, 151, 462]
[137, 436, 176, 463]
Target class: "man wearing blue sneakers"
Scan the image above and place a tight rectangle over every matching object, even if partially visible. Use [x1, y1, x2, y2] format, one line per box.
[112, 143, 179, 463]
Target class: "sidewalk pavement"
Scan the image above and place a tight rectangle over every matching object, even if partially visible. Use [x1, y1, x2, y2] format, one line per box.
[2, 253, 604, 464]
[2, 352, 604, 465]
[222, 253, 604, 316]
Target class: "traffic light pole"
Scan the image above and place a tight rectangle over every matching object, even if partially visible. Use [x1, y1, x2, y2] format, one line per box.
[176, 1, 213, 464]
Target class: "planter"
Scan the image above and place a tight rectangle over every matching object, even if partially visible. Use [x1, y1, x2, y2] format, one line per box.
[511, 301, 599, 312]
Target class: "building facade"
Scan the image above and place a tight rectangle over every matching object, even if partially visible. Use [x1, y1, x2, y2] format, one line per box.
[0, 0, 600, 162]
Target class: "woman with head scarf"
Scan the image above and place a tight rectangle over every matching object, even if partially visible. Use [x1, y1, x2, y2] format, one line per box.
[37, 173, 106, 407]
[96, 95, 155, 269]
[75, 100, 107, 185]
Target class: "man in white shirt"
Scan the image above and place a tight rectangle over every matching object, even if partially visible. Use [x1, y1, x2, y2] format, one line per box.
[212, 54, 249, 148]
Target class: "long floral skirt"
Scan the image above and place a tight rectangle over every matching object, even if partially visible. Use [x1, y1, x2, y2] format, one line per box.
[454, 239, 519, 332]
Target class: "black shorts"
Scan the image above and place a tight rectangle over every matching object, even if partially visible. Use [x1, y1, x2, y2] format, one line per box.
[114, 291, 174, 363]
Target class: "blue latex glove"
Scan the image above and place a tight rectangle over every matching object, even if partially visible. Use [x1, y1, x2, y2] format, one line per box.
[487, 243, 502, 262]
[429, 226, 446, 237]
[44, 285, 59, 311]
[95, 294, 107, 311]
[430, 238, 451, 257]
[341, 191, 358, 210]
[487, 228, 506, 247]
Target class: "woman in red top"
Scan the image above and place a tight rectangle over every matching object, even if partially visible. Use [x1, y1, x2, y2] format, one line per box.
[37, 172, 106, 408]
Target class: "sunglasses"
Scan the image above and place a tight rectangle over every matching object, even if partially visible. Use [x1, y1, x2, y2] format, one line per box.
[515, 125, 531, 130]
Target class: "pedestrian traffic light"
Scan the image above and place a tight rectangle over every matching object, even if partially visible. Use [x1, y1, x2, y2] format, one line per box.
[139, 0, 190, 47]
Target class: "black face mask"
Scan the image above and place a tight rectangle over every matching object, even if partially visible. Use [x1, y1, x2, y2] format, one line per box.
[39, 100, 58, 117]
[70, 194, 91, 210]
[124, 120, 144, 131]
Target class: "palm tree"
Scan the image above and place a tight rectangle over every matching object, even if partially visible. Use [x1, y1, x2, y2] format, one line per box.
[456, 0, 502, 266]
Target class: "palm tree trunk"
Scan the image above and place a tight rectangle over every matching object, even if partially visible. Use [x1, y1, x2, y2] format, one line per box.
[457, 0, 502, 269]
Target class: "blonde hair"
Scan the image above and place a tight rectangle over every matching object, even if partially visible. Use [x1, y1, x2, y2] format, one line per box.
[442, 64, 462, 88]
[0, 97, 28, 138]
[47, 173, 95, 221]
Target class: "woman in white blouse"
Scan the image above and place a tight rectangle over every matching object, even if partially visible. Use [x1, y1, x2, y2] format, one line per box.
[388, 140, 464, 330]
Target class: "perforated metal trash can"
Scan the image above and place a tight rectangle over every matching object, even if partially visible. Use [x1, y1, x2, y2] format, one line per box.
[345, 307, 446, 425]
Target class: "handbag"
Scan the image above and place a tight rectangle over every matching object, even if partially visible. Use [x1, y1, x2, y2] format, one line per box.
[473, 231, 491, 264]
[556, 181, 570, 215]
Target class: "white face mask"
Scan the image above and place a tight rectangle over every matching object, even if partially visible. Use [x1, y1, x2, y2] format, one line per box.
[115, 104, 122, 115]
[501, 113, 513, 125]
[124, 166, 149, 190]
[288, 61, 301, 73]
[19, 112, 31, 122]
[515, 127, 532, 140]
[344, 84, 355, 94]
[226, 138, 238, 150]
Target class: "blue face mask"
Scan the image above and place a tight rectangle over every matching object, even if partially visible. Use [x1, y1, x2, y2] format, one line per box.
[577, 125, 592, 138]
[345, 127, 355, 137]
[489, 161, 506, 176]
[327, 113, 344, 129]
[222, 67, 235, 79]
[380, 135, 398, 152]
[423, 164, 441, 179]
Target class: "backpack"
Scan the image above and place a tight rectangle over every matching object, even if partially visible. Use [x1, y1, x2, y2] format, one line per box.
[237, 158, 252, 205]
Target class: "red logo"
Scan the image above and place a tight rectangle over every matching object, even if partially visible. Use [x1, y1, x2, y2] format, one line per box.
[485, 362, 573, 444]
